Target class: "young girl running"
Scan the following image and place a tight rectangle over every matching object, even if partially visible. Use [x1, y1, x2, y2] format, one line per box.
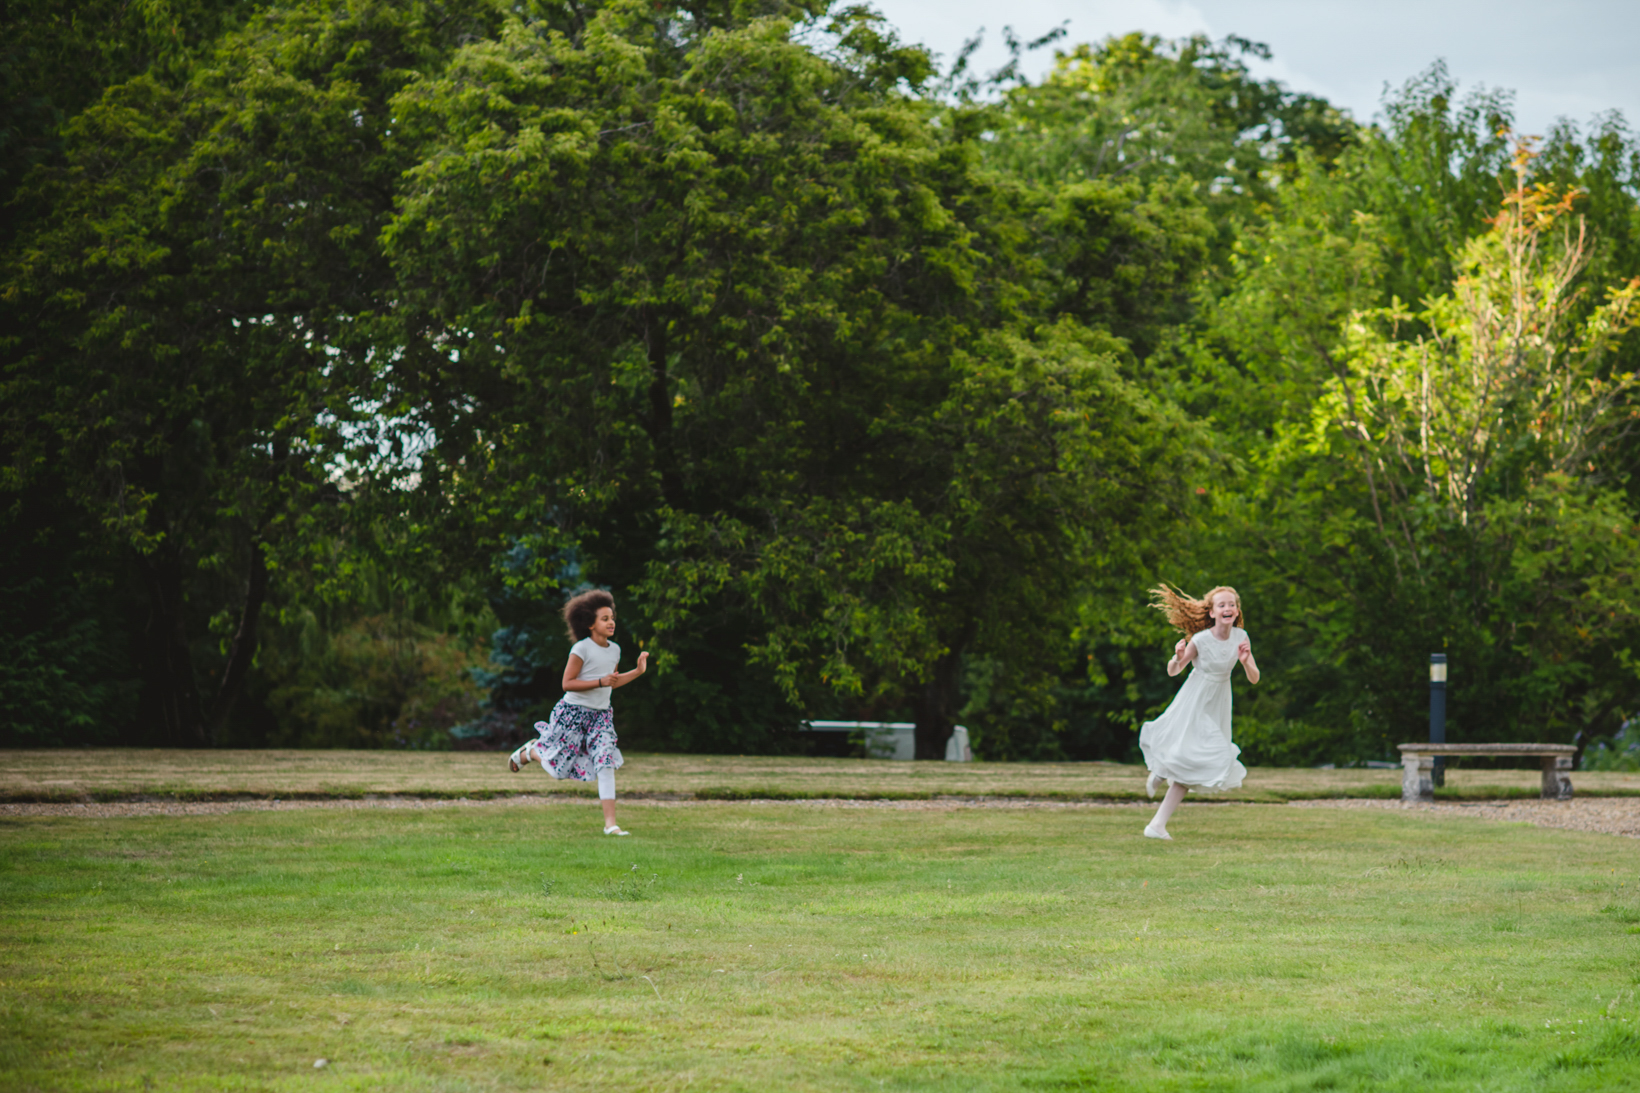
[508, 589, 648, 836]
[1138, 585, 1259, 841]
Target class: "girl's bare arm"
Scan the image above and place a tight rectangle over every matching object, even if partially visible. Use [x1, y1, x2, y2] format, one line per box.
[561, 654, 607, 692]
[1236, 639, 1260, 685]
[608, 651, 650, 689]
[1167, 638, 1197, 677]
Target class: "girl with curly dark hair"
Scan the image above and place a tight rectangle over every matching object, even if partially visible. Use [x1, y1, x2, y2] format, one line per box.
[508, 588, 649, 835]
[1137, 584, 1260, 841]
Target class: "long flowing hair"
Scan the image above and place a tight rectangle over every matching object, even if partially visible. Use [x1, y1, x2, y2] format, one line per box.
[1149, 584, 1243, 637]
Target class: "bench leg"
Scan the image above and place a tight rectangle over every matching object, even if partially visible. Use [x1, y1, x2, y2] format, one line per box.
[1402, 754, 1434, 803]
[1541, 756, 1574, 800]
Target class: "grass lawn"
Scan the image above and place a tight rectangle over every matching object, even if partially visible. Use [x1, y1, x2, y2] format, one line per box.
[2, 797, 1639, 1090]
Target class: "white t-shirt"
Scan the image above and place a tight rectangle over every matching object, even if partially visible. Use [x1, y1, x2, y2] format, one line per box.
[563, 637, 620, 709]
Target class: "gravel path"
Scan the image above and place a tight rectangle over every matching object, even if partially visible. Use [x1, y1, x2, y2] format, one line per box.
[0, 794, 577, 820]
[3, 792, 1639, 839]
[1288, 796, 1640, 840]
[0, 794, 1157, 821]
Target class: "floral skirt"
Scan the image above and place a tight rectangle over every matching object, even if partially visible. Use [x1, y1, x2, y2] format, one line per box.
[534, 699, 623, 782]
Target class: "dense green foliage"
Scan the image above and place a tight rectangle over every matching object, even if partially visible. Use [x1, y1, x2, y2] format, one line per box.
[3, 1, 1638, 761]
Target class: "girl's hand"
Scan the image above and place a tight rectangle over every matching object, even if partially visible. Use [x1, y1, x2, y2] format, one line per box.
[599, 673, 618, 688]
[1236, 640, 1260, 684]
[636, 651, 649, 673]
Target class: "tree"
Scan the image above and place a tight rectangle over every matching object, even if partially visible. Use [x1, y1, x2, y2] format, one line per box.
[376, 2, 1201, 757]
[0, 0, 260, 245]
[1, 0, 502, 742]
[641, 323, 1199, 757]
[981, 33, 1354, 246]
[1217, 142, 1640, 754]
[1333, 144, 1640, 534]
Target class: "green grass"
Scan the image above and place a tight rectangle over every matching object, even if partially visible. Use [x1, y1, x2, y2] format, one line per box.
[2, 800, 1639, 1090]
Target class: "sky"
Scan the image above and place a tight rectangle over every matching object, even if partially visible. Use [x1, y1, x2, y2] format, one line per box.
[865, 0, 1640, 138]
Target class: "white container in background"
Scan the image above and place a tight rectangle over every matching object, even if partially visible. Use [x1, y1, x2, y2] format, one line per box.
[800, 720, 972, 761]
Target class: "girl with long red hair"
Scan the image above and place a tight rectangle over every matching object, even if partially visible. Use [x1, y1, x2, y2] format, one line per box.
[1138, 584, 1260, 840]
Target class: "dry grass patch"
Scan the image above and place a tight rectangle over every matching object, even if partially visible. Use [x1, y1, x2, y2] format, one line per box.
[6, 749, 1639, 803]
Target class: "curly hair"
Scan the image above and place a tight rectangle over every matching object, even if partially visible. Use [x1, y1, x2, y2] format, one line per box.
[562, 588, 616, 642]
[1149, 584, 1243, 637]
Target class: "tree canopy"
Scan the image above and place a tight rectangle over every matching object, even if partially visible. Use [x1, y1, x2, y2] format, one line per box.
[4, 1, 1639, 764]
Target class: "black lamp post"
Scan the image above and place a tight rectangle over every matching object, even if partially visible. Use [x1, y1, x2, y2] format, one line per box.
[1430, 653, 1447, 788]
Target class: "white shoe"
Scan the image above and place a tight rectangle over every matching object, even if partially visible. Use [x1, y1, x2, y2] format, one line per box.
[1143, 823, 1172, 841]
[1146, 772, 1161, 798]
[603, 825, 629, 837]
[507, 742, 535, 773]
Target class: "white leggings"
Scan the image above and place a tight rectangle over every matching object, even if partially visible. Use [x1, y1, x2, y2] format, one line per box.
[597, 767, 616, 800]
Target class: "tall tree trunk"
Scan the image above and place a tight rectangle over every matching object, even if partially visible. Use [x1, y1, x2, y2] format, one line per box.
[137, 548, 207, 746]
[643, 309, 685, 509]
[206, 541, 268, 738]
[911, 645, 965, 760]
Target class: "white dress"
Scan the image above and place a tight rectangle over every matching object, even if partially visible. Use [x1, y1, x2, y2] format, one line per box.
[1139, 627, 1249, 791]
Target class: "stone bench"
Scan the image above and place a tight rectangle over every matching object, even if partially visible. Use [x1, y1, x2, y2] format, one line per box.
[1397, 743, 1576, 802]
